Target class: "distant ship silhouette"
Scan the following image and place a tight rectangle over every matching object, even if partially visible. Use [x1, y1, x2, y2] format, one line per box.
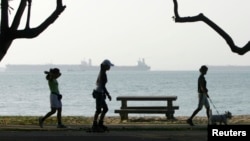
[5, 58, 150, 71]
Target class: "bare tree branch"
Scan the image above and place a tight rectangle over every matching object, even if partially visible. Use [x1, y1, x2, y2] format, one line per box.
[14, 0, 66, 39]
[10, 0, 27, 30]
[173, 0, 250, 55]
[0, 0, 66, 61]
[25, 0, 32, 29]
[1, 0, 10, 31]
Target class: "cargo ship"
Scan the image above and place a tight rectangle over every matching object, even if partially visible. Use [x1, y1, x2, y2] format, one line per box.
[5, 58, 150, 72]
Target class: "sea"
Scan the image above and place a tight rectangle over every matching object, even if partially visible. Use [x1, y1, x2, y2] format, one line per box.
[0, 69, 249, 117]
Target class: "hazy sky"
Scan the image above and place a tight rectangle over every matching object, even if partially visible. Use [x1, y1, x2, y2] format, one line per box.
[1, 0, 250, 70]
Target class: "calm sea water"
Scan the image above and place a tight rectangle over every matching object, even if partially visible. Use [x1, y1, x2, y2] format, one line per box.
[0, 70, 249, 117]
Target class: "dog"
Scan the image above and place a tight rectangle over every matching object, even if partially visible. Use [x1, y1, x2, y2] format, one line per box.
[209, 110, 232, 125]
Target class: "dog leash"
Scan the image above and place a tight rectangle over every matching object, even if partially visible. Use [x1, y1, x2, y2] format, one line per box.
[208, 97, 220, 115]
[208, 97, 231, 124]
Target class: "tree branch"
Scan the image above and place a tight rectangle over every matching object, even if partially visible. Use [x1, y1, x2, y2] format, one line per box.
[11, 0, 27, 30]
[0, 0, 66, 62]
[173, 0, 250, 55]
[14, 0, 66, 39]
[25, 0, 32, 29]
[1, 0, 10, 32]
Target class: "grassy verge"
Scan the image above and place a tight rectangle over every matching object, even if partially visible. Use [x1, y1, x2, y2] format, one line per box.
[0, 115, 250, 126]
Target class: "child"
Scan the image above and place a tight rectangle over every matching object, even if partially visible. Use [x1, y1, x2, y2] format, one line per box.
[39, 68, 67, 128]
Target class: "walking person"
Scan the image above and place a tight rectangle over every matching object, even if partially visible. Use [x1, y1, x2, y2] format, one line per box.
[39, 68, 67, 128]
[187, 65, 210, 126]
[91, 59, 114, 132]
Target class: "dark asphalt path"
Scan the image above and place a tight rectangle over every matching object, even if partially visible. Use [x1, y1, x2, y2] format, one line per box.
[0, 124, 209, 141]
[0, 130, 207, 141]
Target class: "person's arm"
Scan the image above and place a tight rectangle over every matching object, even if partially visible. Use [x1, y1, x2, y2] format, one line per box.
[103, 85, 111, 101]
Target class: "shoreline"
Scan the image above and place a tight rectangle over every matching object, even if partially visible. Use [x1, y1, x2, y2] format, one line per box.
[1, 115, 250, 126]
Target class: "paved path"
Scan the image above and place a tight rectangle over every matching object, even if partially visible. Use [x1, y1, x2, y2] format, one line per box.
[0, 130, 207, 141]
[0, 124, 208, 141]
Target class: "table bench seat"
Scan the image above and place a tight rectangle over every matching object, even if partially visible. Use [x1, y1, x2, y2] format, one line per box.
[123, 106, 179, 110]
[114, 96, 179, 121]
[115, 108, 178, 114]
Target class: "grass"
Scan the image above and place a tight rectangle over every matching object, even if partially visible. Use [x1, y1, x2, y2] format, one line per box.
[0, 116, 92, 125]
[1, 115, 250, 126]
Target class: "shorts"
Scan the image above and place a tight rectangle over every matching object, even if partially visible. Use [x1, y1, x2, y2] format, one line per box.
[197, 93, 210, 109]
[95, 93, 107, 110]
[50, 93, 62, 108]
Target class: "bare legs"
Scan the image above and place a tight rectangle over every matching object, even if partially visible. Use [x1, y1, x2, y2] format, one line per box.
[187, 107, 210, 126]
[39, 107, 66, 128]
[92, 102, 108, 131]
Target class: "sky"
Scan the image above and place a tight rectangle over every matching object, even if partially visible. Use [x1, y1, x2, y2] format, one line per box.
[1, 0, 250, 70]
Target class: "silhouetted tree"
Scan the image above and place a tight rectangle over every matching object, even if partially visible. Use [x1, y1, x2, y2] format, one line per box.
[172, 0, 250, 55]
[0, 0, 66, 62]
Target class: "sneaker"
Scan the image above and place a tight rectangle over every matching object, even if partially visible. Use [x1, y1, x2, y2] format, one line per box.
[98, 120, 108, 131]
[91, 125, 104, 132]
[187, 118, 194, 126]
[57, 124, 67, 128]
[38, 117, 43, 128]
[99, 124, 108, 131]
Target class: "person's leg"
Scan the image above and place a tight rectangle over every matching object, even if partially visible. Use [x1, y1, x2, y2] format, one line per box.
[190, 107, 201, 120]
[204, 97, 210, 119]
[42, 108, 57, 121]
[56, 108, 67, 128]
[99, 101, 108, 122]
[93, 108, 101, 124]
[39, 108, 57, 128]
[57, 108, 62, 125]
[187, 107, 201, 126]
[205, 99, 210, 124]
[99, 101, 108, 129]
[92, 108, 101, 131]
[206, 107, 211, 125]
[93, 96, 102, 129]
[187, 93, 204, 126]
